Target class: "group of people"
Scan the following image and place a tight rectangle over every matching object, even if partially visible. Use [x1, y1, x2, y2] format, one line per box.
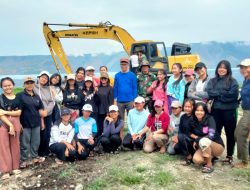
[0, 57, 250, 180]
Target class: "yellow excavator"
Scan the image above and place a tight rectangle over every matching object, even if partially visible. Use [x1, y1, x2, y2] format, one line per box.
[43, 21, 200, 74]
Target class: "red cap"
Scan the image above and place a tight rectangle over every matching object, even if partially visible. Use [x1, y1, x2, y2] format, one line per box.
[184, 69, 195, 76]
[120, 57, 129, 64]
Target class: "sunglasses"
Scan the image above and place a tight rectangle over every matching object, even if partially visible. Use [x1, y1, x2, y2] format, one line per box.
[24, 81, 34, 85]
[101, 77, 108, 80]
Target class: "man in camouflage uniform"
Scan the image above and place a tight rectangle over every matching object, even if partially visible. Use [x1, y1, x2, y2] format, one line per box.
[137, 60, 157, 112]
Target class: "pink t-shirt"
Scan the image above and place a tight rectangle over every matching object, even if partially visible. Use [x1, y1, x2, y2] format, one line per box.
[150, 81, 167, 101]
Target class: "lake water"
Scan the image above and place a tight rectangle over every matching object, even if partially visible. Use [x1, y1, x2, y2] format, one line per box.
[0, 68, 243, 89]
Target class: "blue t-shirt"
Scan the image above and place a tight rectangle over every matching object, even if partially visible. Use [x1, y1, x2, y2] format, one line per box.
[74, 117, 97, 139]
[114, 71, 137, 102]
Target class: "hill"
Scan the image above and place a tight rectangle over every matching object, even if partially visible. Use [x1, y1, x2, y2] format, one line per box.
[0, 41, 250, 75]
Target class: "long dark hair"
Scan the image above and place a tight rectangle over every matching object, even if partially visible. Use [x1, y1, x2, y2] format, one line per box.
[0, 77, 15, 88]
[83, 80, 95, 93]
[172, 63, 183, 87]
[191, 102, 209, 125]
[156, 69, 168, 91]
[215, 60, 233, 87]
[65, 79, 78, 90]
[99, 78, 111, 87]
[50, 73, 62, 87]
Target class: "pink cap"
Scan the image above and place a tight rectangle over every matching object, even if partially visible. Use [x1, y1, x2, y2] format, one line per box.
[184, 69, 195, 76]
[154, 99, 164, 107]
[120, 57, 129, 64]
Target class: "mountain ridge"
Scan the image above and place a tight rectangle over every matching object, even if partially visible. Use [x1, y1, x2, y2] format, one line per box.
[1, 41, 250, 75]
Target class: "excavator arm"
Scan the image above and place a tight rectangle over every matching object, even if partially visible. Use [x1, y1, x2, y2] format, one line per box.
[43, 21, 135, 73]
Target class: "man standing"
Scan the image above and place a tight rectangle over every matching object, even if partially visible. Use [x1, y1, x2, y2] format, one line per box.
[114, 57, 137, 120]
[137, 60, 157, 112]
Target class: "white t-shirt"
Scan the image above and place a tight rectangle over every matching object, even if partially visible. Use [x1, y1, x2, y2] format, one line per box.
[49, 122, 74, 146]
[196, 79, 205, 92]
[130, 55, 139, 68]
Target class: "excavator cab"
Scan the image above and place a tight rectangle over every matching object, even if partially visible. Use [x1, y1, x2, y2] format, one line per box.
[131, 41, 168, 72]
[171, 42, 191, 56]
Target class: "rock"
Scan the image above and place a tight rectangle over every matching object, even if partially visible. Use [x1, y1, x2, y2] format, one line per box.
[70, 184, 75, 188]
[75, 184, 83, 190]
[37, 183, 41, 187]
[53, 179, 56, 182]
[37, 175, 41, 178]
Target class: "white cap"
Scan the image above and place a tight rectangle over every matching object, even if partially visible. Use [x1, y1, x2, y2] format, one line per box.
[38, 71, 50, 78]
[67, 74, 75, 80]
[134, 96, 145, 103]
[109, 105, 119, 112]
[237, 59, 250, 67]
[199, 137, 212, 151]
[82, 104, 93, 112]
[86, 66, 95, 71]
[85, 76, 93, 82]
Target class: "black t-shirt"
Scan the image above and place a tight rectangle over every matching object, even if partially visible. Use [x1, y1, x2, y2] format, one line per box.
[0, 94, 21, 111]
[18, 90, 44, 128]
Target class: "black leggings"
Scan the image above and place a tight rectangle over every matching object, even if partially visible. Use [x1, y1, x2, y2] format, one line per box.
[123, 133, 146, 150]
[39, 115, 52, 157]
[100, 134, 122, 152]
[178, 133, 195, 157]
[77, 139, 95, 160]
[212, 109, 236, 157]
[50, 143, 77, 162]
[97, 114, 106, 138]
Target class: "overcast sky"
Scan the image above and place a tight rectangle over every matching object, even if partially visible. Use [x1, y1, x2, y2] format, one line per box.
[1, 0, 250, 56]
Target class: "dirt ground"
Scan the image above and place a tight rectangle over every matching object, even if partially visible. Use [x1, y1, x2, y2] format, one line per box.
[0, 150, 249, 190]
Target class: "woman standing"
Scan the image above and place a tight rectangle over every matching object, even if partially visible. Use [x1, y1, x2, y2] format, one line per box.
[207, 60, 239, 164]
[82, 76, 100, 122]
[234, 59, 250, 168]
[147, 69, 168, 114]
[188, 62, 210, 102]
[167, 63, 185, 113]
[99, 105, 124, 153]
[19, 77, 46, 168]
[63, 74, 83, 122]
[0, 77, 22, 180]
[34, 71, 55, 159]
[96, 72, 114, 137]
[50, 73, 63, 123]
[189, 103, 224, 173]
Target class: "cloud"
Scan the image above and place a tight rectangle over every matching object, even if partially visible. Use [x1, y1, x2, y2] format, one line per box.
[1, 0, 250, 56]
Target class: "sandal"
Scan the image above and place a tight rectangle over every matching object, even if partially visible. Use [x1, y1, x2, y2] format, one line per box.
[12, 169, 21, 175]
[89, 151, 94, 157]
[1, 173, 10, 180]
[55, 158, 63, 165]
[222, 156, 233, 165]
[32, 157, 46, 164]
[202, 165, 214, 173]
[182, 158, 192, 166]
[20, 162, 27, 169]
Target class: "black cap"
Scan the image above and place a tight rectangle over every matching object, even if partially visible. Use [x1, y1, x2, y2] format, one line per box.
[60, 107, 71, 116]
[194, 62, 206, 71]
